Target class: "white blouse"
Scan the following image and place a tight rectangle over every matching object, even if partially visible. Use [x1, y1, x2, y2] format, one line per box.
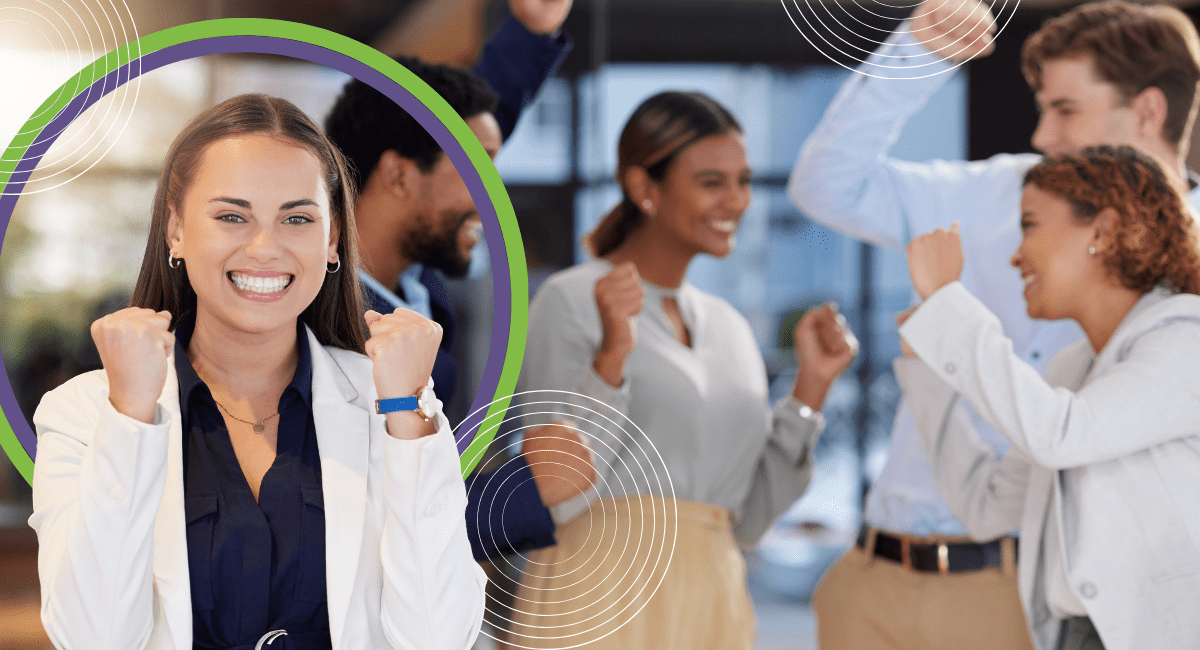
[519, 259, 824, 547]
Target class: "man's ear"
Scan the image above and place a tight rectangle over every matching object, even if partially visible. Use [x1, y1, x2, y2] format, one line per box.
[1130, 86, 1169, 145]
[374, 149, 421, 200]
[167, 206, 184, 258]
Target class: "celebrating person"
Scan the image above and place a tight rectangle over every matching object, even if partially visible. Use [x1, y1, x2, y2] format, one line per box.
[510, 91, 858, 649]
[324, 0, 586, 563]
[28, 94, 484, 650]
[898, 145, 1200, 650]
[788, 1, 1200, 647]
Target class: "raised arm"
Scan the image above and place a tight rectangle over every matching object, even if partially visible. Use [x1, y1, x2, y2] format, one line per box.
[893, 356, 1029, 540]
[519, 267, 637, 522]
[365, 308, 485, 649]
[901, 282, 1200, 468]
[733, 305, 857, 546]
[787, 0, 1015, 249]
[30, 308, 177, 650]
[473, 0, 573, 140]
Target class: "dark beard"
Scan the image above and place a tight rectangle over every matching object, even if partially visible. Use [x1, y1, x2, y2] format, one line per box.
[402, 210, 473, 278]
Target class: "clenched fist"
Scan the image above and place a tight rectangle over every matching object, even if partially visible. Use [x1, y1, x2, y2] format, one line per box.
[793, 304, 858, 410]
[592, 262, 644, 387]
[910, 0, 996, 63]
[365, 308, 442, 438]
[510, 0, 572, 36]
[92, 308, 175, 424]
[907, 223, 964, 300]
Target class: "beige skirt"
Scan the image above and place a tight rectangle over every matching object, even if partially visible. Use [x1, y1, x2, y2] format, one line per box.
[504, 495, 755, 650]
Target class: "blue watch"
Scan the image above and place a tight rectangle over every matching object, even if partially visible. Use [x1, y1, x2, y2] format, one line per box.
[376, 385, 438, 422]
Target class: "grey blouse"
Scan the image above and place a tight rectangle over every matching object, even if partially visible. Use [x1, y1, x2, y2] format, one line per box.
[519, 259, 824, 547]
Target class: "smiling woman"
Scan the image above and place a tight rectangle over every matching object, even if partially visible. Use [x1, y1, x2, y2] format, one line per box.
[27, 94, 485, 650]
[899, 145, 1200, 650]
[510, 92, 859, 649]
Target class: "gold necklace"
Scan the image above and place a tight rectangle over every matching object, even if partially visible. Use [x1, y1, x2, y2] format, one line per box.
[212, 398, 279, 433]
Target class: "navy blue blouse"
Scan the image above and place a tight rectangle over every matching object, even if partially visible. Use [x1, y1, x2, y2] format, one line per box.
[176, 316, 332, 650]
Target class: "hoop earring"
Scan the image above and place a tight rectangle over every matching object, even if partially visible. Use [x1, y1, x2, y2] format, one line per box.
[327, 258, 341, 274]
[168, 253, 182, 269]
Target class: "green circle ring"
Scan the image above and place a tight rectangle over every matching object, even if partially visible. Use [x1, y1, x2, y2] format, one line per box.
[0, 19, 527, 481]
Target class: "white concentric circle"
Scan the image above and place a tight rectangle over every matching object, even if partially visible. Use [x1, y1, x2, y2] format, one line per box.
[780, 0, 1021, 79]
[1, 0, 141, 195]
[457, 390, 677, 649]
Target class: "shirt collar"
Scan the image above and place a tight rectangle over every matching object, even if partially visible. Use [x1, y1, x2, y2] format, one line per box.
[173, 313, 314, 413]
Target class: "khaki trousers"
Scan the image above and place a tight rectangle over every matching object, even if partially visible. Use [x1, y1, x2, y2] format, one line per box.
[506, 495, 755, 650]
[813, 545, 1034, 650]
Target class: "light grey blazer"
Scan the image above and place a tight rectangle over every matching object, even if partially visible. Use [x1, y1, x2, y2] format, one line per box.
[896, 283, 1200, 650]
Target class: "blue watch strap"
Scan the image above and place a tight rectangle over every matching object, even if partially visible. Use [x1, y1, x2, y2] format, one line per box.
[376, 396, 419, 414]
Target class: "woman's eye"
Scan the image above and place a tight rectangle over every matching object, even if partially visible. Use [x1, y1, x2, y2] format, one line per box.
[283, 214, 314, 225]
[217, 213, 245, 223]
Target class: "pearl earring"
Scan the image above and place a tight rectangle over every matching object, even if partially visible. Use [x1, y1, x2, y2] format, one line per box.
[641, 199, 656, 217]
[1088, 246, 1097, 255]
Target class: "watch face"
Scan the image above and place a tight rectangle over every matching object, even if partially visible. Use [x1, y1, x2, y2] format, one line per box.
[418, 387, 438, 419]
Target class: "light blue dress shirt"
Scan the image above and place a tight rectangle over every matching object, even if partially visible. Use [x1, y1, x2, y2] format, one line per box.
[356, 264, 431, 320]
[789, 25, 1200, 537]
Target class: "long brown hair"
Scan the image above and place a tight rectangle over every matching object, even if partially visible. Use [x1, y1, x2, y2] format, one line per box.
[586, 91, 742, 257]
[1024, 144, 1200, 295]
[130, 93, 367, 353]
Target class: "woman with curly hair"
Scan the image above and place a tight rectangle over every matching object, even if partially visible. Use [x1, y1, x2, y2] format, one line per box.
[895, 145, 1200, 650]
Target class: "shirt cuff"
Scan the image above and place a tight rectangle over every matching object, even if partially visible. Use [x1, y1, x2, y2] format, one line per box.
[772, 396, 825, 467]
[575, 365, 632, 415]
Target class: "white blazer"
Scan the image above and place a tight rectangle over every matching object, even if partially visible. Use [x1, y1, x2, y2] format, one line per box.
[28, 326, 486, 650]
[896, 283, 1200, 650]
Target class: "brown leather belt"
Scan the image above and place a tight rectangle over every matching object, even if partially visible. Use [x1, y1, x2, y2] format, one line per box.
[856, 526, 1017, 574]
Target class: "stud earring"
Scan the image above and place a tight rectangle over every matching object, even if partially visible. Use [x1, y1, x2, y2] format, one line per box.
[1088, 246, 1097, 255]
[641, 199, 656, 218]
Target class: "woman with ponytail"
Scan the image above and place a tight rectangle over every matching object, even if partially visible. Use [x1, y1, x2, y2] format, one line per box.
[509, 91, 858, 649]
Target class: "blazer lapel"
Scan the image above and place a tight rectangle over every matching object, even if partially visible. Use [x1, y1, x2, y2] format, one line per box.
[150, 349, 193, 650]
[307, 330, 370, 648]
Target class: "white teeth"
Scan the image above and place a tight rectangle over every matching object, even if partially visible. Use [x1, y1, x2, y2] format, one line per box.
[230, 273, 292, 294]
[707, 219, 738, 234]
[1023, 275, 1035, 287]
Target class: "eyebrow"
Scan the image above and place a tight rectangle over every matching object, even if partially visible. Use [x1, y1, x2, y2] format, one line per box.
[209, 197, 318, 211]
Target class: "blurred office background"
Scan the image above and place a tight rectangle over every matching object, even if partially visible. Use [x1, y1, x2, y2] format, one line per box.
[2, 0, 1200, 648]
